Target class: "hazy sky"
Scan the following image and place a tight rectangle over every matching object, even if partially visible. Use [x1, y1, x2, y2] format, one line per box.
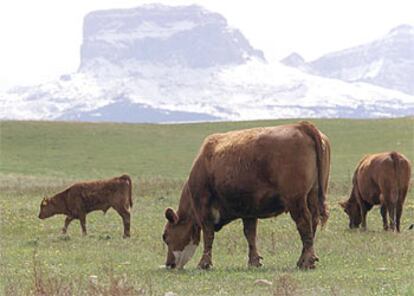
[0, 0, 413, 90]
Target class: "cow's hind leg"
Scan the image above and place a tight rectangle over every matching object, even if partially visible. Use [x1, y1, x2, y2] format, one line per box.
[198, 223, 215, 269]
[387, 204, 396, 232]
[381, 205, 388, 231]
[242, 218, 262, 267]
[307, 189, 320, 261]
[114, 206, 131, 238]
[62, 216, 74, 234]
[395, 202, 403, 233]
[384, 191, 397, 232]
[289, 195, 318, 270]
[396, 186, 408, 233]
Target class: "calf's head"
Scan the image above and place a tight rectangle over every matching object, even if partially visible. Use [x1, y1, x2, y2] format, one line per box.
[339, 200, 361, 229]
[38, 197, 57, 219]
[163, 208, 200, 269]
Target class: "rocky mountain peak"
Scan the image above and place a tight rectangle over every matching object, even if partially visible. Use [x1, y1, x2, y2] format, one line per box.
[288, 24, 414, 95]
[280, 52, 306, 67]
[79, 4, 265, 71]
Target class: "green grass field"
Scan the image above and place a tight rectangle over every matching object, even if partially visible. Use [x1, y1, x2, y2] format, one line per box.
[0, 118, 413, 295]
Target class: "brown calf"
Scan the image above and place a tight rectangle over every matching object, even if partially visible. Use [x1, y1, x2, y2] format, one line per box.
[39, 174, 133, 238]
[340, 152, 411, 232]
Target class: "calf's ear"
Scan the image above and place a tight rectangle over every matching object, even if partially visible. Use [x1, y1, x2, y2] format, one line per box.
[165, 208, 179, 224]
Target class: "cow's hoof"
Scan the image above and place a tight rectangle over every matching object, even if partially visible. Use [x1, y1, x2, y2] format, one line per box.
[297, 254, 318, 270]
[248, 255, 263, 268]
[198, 261, 212, 270]
[123, 233, 130, 239]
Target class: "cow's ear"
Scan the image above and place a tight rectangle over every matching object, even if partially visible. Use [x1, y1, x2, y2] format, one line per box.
[42, 197, 48, 206]
[165, 208, 178, 224]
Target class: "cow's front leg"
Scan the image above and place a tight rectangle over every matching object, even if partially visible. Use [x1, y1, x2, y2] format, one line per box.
[242, 218, 262, 267]
[290, 198, 318, 270]
[62, 216, 74, 234]
[79, 214, 87, 236]
[198, 223, 214, 269]
[359, 202, 368, 231]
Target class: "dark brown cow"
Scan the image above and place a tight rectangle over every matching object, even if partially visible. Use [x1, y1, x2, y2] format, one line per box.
[38, 174, 133, 238]
[163, 121, 330, 270]
[340, 152, 411, 232]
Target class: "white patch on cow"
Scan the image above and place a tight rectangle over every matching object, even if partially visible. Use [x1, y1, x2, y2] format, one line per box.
[173, 240, 197, 269]
[211, 207, 220, 224]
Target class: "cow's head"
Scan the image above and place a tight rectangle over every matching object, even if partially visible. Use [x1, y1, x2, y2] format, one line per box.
[162, 207, 200, 269]
[339, 200, 361, 229]
[38, 197, 56, 219]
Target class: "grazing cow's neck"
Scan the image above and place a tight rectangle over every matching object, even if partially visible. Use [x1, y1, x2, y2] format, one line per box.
[174, 182, 201, 245]
[176, 182, 196, 224]
[348, 186, 358, 204]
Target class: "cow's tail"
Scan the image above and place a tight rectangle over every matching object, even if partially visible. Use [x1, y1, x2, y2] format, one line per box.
[298, 121, 329, 226]
[390, 152, 401, 203]
[120, 174, 133, 208]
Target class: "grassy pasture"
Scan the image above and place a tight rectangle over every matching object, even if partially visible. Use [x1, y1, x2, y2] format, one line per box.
[0, 118, 413, 295]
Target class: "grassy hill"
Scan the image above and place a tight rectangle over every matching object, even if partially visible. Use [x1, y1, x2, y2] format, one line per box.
[0, 118, 413, 295]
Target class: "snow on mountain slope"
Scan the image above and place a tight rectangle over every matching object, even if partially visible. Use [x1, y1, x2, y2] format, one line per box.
[1, 5, 413, 122]
[2, 58, 413, 121]
[284, 24, 414, 96]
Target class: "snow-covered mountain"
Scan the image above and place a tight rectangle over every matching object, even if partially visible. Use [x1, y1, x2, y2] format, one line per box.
[283, 24, 414, 96]
[1, 5, 413, 123]
[80, 4, 265, 70]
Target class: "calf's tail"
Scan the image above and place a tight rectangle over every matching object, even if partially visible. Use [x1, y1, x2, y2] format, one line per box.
[120, 174, 133, 208]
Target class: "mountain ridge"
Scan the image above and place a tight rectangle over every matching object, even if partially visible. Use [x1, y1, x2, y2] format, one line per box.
[1, 5, 413, 123]
[282, 24, 414, 95]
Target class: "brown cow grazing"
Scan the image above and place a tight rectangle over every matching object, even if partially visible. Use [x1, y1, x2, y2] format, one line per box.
[163, 121, 330, 270]
[38, 174, 133, 238]
[340, 152, 411, 232]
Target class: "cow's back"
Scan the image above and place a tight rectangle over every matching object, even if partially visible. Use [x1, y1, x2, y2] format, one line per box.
[190, 124, 320, 208]
[355, 152, 411, 203]
[68, 177, 130, 213]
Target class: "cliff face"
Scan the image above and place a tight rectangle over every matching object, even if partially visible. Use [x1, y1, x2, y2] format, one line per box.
[79, 4, 265, 70]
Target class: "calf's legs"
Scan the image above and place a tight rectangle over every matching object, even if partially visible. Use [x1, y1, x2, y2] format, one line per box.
[242, 218, 262, 267]
[62, 216, 74, 234]
[114, 206, 131, 238]
[79, 214, 87, 235]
